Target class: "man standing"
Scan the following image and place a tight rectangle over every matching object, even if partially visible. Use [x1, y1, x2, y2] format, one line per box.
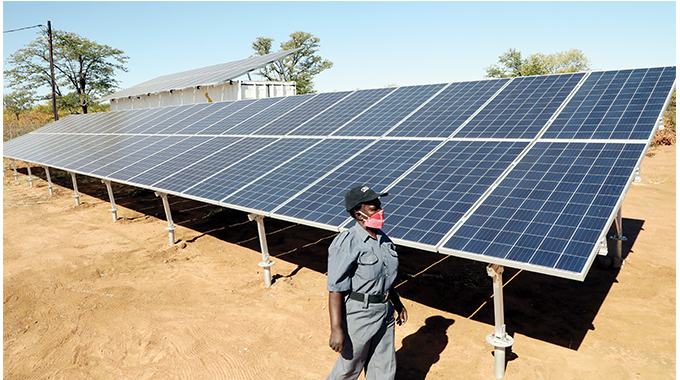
[326, 185, 408, 380]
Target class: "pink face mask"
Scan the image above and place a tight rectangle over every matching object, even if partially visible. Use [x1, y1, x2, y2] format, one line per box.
[360, 209, 385, 229]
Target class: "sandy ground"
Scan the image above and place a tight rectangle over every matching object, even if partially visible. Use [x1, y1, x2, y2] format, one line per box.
[3, 144, 675, 380]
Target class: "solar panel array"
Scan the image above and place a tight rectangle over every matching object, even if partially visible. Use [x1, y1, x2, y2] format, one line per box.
[4, 66, 675, 281]
[99, 49, 300, 102]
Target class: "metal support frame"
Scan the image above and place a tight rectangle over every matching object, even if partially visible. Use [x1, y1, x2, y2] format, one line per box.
[248, 213, 275, 288]
[25, 162, 33, 188]
[485, 264, 514, 379]
[69, 172, 81, 205]
[11, 159, 18, 180]
[609, 207, 627, 268]
[634, 167, 641, 183]
[101, 180, 119, 221]
[43, 166, 54, 195]
[154, 192, 177, 246]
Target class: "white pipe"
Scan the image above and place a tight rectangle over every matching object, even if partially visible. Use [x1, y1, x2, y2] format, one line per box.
[25, 162, 33, 188]
[486, 264, 514, 378]
[155, 192, 177, 246]
[43, 166, 54, 195]
[248, 213, 275, 287]
[102, 180, 118, 221]
[69, 172, 81, 205]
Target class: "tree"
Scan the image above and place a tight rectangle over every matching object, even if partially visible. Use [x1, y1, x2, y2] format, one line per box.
[485, 48, 591, 78]
[4, 29, 128, 114]
[252, 31, 333, 94]
[3, 89, 36, 120]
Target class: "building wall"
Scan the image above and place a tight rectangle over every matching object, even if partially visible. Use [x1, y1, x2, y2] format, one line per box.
[109, 81, 296, 111]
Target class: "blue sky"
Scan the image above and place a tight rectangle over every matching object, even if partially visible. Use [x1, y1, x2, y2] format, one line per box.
[3, 1, 676, 98]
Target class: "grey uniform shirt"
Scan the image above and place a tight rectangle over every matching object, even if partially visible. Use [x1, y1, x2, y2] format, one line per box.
[327, 222, 399, 295]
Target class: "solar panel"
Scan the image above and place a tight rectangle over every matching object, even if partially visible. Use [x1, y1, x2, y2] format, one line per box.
[223, 138, 375, 212]
[387, 78, 510, 138]
[108, 136, 211, 182]
[272, 139, 443, 228]
[4, 66, 675, 281]
[333, 83, 448, 137]
[440, 142, 646, 279]
[182, 138, 321, 202]
[253, 91, 353, 135]
[89, 136, 180, 177]
[453, 73, 585, 139]
[377, 140, 528, 248]
[288, 87, 396, 136]
[99, 49, 300, 102]
[543, 67, 676, 140]
[149, 137, 278, 194]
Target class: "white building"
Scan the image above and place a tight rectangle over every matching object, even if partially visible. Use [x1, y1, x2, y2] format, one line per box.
[100, 49, 299, 111]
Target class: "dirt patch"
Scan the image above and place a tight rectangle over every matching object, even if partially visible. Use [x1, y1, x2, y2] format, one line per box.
[3, 145, 675, 379]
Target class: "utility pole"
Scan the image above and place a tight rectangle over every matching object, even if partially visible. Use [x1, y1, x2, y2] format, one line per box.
[47, 20, 58, 121]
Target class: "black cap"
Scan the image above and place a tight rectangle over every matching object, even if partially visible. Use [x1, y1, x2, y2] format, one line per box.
[344, 185, 388, 211]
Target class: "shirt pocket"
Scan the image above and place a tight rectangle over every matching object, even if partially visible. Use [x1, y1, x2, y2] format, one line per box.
[355, 250, 381, 280]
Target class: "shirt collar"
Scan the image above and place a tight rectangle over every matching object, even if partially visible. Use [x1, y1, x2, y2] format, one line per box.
[351, 221, 381, 242]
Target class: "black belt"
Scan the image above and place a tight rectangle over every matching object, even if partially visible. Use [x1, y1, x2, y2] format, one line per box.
[349, 291, 389, 304]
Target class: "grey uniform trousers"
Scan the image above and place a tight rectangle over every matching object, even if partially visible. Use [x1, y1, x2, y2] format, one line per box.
[326, 296, 396, 380]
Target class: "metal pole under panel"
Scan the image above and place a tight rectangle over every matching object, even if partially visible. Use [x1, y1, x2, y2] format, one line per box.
[248, 213, 275, 287]
[12, 159, 18, 180]
[609, 207, 627, 268]
[69, 172, 81, 205]
[154, 192, 177, 246]
[25, 162, 33, 188]
[102, 180, 119, 221]
[485, 264, 514, 379]
[43, 166, 54, 195]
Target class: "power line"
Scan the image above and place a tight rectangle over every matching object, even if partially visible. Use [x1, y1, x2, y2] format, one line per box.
[3, 24, 45, 34]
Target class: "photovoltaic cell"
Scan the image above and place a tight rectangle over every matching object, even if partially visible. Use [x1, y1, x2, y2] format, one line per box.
[274, 139, 442, 227]
[44, 135, 114, 169]
[226, 95, 314, 135]
[196, 97, 285, 135]
[151, 137, 278, 193]
[126, 136, 241, 186]
[90, 136, 185, 178]
[124, 106, 187, 134]
[387, 78, 509, 138]
[289, 87, 396, 136]
[443, 142, 645, 275]
[381, 140, 528, 247]
[453, 73, 585, 139]
[142, 103, 215, 134]
[224, 138, 374, 212]
[334, 83, 447, 137]
[173, 101, 250, 134]
[183, 138, 320, 202]
[543, 67, 676, 140]
[108, 136, 211, 182]
[74, 135, 155, 173]
[254, 91, 352, 135]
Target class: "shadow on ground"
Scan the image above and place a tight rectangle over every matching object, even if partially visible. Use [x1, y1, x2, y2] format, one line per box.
[9, 167, 644, 350]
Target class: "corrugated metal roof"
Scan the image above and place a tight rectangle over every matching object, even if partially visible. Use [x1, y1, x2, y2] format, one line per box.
[100, 48, 300, 102]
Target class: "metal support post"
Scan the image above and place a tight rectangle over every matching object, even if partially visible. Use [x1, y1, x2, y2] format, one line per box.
[43, 166, 54, 195]
[634, 167, 641, 183]
[154, 192, 177, 246]
[486, 264, 514, 379]
[25, 162, 33, 188]
[609, 207, 627, 268]
[248, 213, 275, 287]
[12, 159, 18, 180]
[102, 180, 119, 221]
[69, 172, 81, 205]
